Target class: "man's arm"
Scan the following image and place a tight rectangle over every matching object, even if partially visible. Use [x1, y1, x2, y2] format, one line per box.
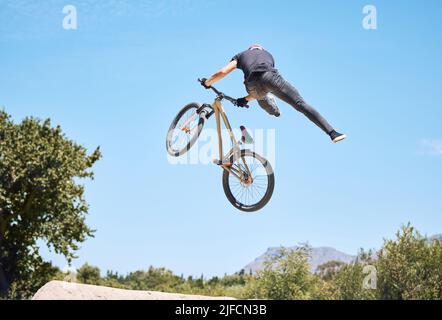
[202, 59, 255, 106]
[204, 60, 237, 87]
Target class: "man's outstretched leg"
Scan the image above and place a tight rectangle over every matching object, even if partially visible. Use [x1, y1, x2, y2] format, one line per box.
[267, 73, 346, 143]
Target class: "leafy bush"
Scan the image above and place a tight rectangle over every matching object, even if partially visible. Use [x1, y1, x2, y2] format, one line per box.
[376, 224, 442, 299]
[243, 246, 328, 300]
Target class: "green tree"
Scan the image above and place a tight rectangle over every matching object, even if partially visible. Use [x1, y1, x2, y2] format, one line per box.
[331, 260, 377, 300]
[316, 260, 346, 281]
[376, 224, 442, 299]
[244, 246, 326, 300]
[219, 272, 247, 287]
[123, 266, 185, 291]
[0, 110, 101, 298]
[330, 225, 442, 300]
[77, 263, 101, 285]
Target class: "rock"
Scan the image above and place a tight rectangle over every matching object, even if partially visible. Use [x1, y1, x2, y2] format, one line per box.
[32, 281, 235, 300]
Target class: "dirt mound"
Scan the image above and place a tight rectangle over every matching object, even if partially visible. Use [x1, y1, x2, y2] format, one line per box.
[32, 281, 235, 300]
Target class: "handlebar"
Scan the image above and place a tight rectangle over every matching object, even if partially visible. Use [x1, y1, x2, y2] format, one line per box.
[197, 78, 247, 107]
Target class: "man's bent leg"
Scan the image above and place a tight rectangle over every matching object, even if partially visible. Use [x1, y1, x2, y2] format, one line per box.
[257, 93, 280, 117]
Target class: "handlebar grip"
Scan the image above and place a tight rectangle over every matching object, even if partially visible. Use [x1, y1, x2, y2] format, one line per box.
[198, 78, 213, 90]
[198, 78, 209, 85]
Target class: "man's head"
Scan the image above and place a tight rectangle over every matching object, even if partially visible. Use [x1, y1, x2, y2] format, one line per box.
[248, 44, 264, 51]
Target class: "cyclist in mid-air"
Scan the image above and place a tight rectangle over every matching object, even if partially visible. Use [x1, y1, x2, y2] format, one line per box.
[201, 44, 347, 143]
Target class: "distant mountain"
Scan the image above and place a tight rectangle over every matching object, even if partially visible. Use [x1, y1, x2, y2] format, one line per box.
[243, 246, 356, 274]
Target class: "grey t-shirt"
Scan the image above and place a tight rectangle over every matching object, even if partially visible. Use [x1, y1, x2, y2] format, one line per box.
[231, 49, 275, 80]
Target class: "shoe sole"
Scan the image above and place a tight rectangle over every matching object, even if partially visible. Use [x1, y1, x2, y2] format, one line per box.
[332, 134, 347, 144]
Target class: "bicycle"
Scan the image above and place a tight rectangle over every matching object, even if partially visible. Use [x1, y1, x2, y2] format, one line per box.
[166, 79, 275, 212]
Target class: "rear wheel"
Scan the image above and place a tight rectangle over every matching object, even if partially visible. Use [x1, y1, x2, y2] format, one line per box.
[222, 150, 274, 212]
[166, 102, 205, 157]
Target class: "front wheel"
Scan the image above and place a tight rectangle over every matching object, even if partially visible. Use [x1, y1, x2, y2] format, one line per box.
[166, 102, 205, 157]
[222, 150, 275, 212]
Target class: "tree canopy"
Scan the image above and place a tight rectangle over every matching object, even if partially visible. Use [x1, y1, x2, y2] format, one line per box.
[0, 110, 101, 298]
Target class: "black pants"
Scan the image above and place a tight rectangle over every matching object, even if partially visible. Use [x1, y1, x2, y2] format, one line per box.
[245, 70, 334, 134]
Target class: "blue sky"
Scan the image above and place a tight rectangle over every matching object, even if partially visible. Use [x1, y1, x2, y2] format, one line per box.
[1, 0, 441, 277]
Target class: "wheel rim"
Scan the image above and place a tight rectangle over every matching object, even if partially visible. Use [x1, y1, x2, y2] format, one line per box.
[227, 155, 270, 208]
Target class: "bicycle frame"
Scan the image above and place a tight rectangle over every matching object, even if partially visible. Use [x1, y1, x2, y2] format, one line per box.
[207, 98, 252, 181]
[213, 99, 237, 161]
